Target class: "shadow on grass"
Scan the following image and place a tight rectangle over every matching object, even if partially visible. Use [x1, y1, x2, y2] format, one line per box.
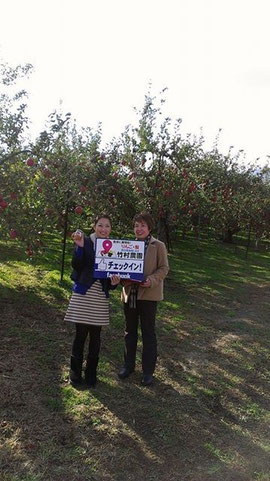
[1, 282, 270, 481]
[168, 237, 270, 289]
[1, 236, 270, 481]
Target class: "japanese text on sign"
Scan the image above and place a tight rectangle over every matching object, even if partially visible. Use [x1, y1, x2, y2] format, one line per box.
[94, 239, 145, 281]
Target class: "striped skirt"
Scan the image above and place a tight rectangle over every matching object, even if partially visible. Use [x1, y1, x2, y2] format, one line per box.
[64, 280, 110, 326]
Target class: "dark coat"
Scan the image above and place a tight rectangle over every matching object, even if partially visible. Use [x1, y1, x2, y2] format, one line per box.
[70, 236, 115, 298]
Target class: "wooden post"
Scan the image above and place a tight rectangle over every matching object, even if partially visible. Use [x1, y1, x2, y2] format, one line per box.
[60, 203, 69, 282]
[245, 221, 252, 260]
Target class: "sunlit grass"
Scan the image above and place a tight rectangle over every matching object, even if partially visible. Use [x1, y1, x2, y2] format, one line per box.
[0, 233, 269, 481]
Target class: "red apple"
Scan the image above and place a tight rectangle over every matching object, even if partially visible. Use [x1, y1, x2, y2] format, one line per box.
[43, 168, 51, 178]
[0, 200, 8, 209]
[80, 185, 87, 193]
[75, 205, 83, 214]
[10, 229, 18, 239]
[188, 183, 196, 193]
[27, 157, 35, 167]
[37, 186, 43, 193]
[10, 192, 17, 200]
[159, 207, 164, 216]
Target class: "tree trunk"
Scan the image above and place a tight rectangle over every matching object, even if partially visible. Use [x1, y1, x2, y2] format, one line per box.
[197, 214, 201, 241]
[254, 236, 261, 250]
[223, 228, 234, 243]
[60, 203, 69, 282]
[182, 226, 187, 240]
[245, 222, 252, 260]
[157, 217, 169, 248]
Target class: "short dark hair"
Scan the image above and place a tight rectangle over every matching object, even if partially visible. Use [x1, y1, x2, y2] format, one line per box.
[133, 212, 154, 231]
[94, 214, 112, 226]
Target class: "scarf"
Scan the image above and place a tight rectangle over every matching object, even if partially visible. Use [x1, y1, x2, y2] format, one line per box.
[128, 234, 151, 308]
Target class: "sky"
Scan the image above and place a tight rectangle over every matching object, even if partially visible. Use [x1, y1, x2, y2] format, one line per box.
[1, 0, 270, 166]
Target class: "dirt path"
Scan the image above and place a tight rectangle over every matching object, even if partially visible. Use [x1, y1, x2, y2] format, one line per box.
[0, 283, 269, 481]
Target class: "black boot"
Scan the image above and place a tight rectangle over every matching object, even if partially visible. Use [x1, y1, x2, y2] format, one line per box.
[85, 357, 99, 388]
[69, 356, 83, 386]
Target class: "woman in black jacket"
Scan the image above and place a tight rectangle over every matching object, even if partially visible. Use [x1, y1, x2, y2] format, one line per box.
[65, 214, 120, 387]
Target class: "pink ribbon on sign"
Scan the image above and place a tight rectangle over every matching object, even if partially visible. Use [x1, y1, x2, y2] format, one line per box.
[101, 239, 112, 255]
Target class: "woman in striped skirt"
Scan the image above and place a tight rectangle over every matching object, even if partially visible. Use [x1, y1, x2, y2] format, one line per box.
[65, 214, 120, 387]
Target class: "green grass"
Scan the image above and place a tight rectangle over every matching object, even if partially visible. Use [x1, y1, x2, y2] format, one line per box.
[0, 233, 269, 481]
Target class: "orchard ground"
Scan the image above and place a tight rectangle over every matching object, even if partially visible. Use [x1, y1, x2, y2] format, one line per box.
[0, 234, 269, 481]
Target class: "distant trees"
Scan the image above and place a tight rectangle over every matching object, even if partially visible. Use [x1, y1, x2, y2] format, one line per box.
[113, 89, 270, 247]
[1, 63, 269, 260]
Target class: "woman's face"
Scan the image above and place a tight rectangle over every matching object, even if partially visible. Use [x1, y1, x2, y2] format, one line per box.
[94, 217, 112, 238]
[134, 221, 150, 240]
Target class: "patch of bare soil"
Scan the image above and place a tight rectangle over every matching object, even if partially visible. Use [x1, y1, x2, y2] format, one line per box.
[0, 285, 269, 481]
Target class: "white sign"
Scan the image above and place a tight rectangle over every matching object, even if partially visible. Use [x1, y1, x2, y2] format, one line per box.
[94, 239, 145, 281]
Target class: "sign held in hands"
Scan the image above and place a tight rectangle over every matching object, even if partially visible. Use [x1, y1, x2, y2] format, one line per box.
[94, 239, 145, 282]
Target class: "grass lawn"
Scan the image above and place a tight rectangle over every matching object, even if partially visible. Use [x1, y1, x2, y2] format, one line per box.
[0, 234, 269, 481]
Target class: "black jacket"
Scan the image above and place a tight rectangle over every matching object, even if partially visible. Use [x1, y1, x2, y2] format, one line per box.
[70, 236, 116, 298]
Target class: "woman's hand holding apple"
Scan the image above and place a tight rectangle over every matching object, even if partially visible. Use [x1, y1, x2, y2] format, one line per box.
[71, 230, 84, 247]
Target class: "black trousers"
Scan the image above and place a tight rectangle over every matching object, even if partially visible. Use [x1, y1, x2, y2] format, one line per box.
[123, 300, 157, 375]
[72, 323, 101, 362]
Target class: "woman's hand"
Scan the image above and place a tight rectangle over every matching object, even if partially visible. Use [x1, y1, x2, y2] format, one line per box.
[141, 277, 151, 288]
[121, 279, 134, 287]
[71, 230, 84, 248]
[110, 274, 121, 286]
